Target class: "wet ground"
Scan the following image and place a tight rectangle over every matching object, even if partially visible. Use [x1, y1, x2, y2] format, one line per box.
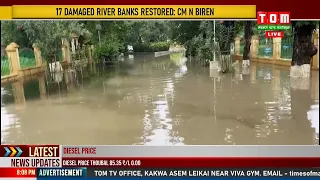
[1, 54, 319, 145]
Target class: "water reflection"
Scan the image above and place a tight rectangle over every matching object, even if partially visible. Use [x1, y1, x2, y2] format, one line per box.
[1, 58, 319, 145]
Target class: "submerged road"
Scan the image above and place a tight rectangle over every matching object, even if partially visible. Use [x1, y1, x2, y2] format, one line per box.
[1, 55, 319, 145]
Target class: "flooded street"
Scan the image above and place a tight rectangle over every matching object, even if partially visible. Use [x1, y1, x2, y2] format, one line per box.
[1, 55, 319, 145]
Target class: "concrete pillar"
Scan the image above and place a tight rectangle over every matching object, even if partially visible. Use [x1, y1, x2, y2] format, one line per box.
[12, 80, 25, 108]
[71, 33, 78, 54]
[234, 37, 241, 56]
[272, 38, 281, 59]
[5, 43, 20, 76]
[61, 38, 71, 63]
[250, 35, 259, 59]
[32, 44, 43, 67]
[38, 75, 47, 100]
[64, 68, 75, 92]
[312, 29, 319, 68]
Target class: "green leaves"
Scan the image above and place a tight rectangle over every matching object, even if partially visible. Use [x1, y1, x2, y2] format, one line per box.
[133, 41, 170, 52]
[93, 38, 122, 60]
[1, 21, 91, 60]
[180, 21, 235, 59]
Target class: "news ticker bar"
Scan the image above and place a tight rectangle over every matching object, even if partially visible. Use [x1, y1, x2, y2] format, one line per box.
[2, 157, 320, 168]
[1, 145, 319, 158]
[0, 168, 320, 178]
[0, 5, 256, 19]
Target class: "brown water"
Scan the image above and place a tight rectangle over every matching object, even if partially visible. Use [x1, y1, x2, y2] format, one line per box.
[1, 55, 319, 145]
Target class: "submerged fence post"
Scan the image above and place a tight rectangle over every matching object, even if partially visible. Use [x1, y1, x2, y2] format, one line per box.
[272, 37, 281, 59]
[12, 80, 26, 108]
[234, 37, 241, 56]
[33, 44, 43, 67]
[250, 35, 259, 59]
[38, 76, 47, 100]
[5, 42, 20, 76]
[312, 30, 319, 69]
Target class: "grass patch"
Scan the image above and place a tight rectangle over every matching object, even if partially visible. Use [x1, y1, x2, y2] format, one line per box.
[1, 56, 10, 76]
[1, 56, 36, 76]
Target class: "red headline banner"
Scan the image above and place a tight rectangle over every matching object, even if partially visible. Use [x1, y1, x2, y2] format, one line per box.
[0, 168, 36, 178]
[1, 0, 320, 19]
[62, 157, 320, 168]
[0, 145, 60, 157]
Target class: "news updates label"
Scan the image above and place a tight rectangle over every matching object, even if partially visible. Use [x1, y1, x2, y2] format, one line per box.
[11, 158, 61, 167]
[257, 12, 291, 38]
[86, 168, 320, 177]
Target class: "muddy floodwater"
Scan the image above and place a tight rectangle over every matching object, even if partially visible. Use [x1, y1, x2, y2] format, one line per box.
[1, 55, 319, 145]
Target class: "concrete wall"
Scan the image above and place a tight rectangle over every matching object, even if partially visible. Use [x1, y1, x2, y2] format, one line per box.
[154, 51, 171, 57]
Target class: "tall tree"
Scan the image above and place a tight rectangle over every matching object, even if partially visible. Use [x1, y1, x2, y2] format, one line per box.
[242, 21, 254, 66]
[290, 21, 318, 77]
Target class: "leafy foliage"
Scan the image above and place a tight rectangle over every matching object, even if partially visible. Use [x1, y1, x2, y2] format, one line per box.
[174, 21, 235, 60]
[133, 41, 170, 52]
[1, 21, 91, 61]
[93, 39, 123, 60]
[1, 20, 173, 62]
[170, 21, 202, 46]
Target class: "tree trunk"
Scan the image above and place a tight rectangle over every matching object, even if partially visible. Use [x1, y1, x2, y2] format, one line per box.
[292, 22, 316, 66]
[242, 21, 253, 61]
[290, 22, 316, 77]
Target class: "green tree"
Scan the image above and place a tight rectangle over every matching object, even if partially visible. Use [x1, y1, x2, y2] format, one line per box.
[1, 21, 91, 61]
[291, 21, 318, 66]
[170, 21, 201, 45]
[1, 21, 32, 48]
[242, 21, 254, 61]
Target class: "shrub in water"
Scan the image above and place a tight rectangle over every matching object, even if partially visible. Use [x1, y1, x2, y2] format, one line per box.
[133, 41, 170, 52]
[93, 40, 122, 62]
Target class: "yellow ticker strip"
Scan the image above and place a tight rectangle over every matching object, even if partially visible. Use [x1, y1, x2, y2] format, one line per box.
[0, 6, 13, 19]
[11, 5, 256, 19]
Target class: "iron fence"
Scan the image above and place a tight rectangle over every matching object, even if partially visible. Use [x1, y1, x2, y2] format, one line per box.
[258, 38, 273, 58]
[281, 36, 293, 60]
